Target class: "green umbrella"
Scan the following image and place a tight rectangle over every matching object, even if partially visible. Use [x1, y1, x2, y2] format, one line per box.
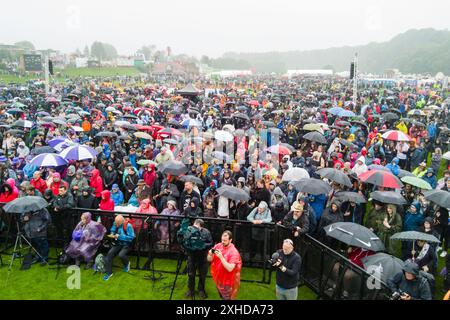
[400, 176, 432, 190]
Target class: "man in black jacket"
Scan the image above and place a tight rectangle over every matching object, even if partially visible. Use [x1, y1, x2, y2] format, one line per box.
[387, 261, 432, 300]
[272, 239, 302, 300]
[22, 208, 52, 265]
[53, 185, 76, 246]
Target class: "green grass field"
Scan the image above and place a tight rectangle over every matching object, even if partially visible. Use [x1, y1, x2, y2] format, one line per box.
[0, 249, 316, 300]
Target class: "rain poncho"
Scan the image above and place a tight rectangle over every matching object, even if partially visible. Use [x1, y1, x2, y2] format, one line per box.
[210, 242, 242, 300]
[66, 212, 106, 262]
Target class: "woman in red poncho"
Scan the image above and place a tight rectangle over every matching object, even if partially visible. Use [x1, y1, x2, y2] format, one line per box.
[98, 190, 115, 211]
[90, 169, 103, 200]
[207, 230, 242, 300]
[0, 178, 19, 203]
[134, 198, 157, 231]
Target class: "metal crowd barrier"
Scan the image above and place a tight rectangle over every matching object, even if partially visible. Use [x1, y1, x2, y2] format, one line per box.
[0, 205, 392, 298]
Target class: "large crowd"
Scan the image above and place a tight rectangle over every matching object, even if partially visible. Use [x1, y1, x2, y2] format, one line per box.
[0, 75, 449, 298]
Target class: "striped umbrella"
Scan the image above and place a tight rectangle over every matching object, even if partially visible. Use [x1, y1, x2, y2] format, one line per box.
[381, 130, 412, 142]
[48, 138, 74, 152]
[59, 145, 98, 160]
[30, 153, 68, 167]
[358, 170, 403, 189]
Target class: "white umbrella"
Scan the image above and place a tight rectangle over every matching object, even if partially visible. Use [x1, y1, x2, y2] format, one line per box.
[282, 168, 310, 181]
[214, 130, 234, 142]
[71, 126, 84, 132]
[443, 151, 450, 161]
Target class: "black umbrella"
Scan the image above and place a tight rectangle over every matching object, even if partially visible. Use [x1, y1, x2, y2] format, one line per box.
[217, 185, 250, 202]
[31, 146, 57, 155]
[261, 121, 275, 127]
[303, 131, 327, 144]
[339, 139, 357, 149]
[370, 191, 406, 205]
[382, 113, 399, 121]
[423, 190, 450, 208]
[5, 129, 24, 136]
[334, 191, 367, 204]
[232, 113, 250, 121]
[120, 123, 138, 131]
[325, 222, 385, 252]
[397, 169, 414, 178]
[96, 132, 118, 138]
[122, 114, 138, 119]
[179, 175, 204, 186]
[391, 231, 440, 244]
[368, 165, 390, 172]
[337, 121, 351, 127]
[362, 253, 404, 283]
[292, 178, 331, 195]
[3, 196, 48, 214]
[158, 160, 188, 176]
[316, 168, 352, 187]
[212, 151, 232, 163]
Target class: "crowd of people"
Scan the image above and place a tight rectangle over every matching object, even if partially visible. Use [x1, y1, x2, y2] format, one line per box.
[0, 74, 449, 299]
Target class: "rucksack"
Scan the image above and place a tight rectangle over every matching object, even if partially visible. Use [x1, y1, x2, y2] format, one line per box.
[177, 218, 206, 252]
[94, 254, 106, 273]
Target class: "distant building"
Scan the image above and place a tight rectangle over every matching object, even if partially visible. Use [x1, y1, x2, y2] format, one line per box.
[152, 61, 199, 76]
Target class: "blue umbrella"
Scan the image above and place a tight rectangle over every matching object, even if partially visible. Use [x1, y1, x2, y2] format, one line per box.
[30, 153, 68, 167]
[327, 107, 344, 115]
[338, 109, 356, 117]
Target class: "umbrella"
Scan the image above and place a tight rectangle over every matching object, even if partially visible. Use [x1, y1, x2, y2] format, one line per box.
[59, 145, 98, 161]
[136, 159, 157, 166]
[96, 132, 118, 138]
[158, 160, 188, 176]
[334, 191, 367, 204]
[423, 190, 450, 208]
[163, 138, 179, 145]
[327, 107, 344, 115]
[338, 110, 356, 117]
[12, 120, 33, 128]
[53, 118, 67, 126]
[261, 121, 275, 128]
[412, 121, 425, 127]
[120, 123, 138, 131]
[316, 168, 352, 187]
[159, 127, 182, 136]
[303, 123, 324, 132]
[325, 222, 385, 252]
[222, 124, 236, 132]
[292, 178, 331, 195]
[368, 165, 390, 172]
[134, 132, 152, 140]
[31, 146, 56, 155]
[381, 130, 412, 142]
[400, 176, 432, 190]
[5, 129, 24, 136]
[280, 143, 296, 152]
[30, 153, 68, 167]
[391, 231, 440, 244]
[3, 196, 49, 214]
[282, 168, 310, 181]
[232, 113, 250, 121]
[397, 169, 414, 178]
[216, 185, 250, 202]
[179, 175, 204, 186]
[6, 108, 24, 115]
[71, 126, 84, 132]
[362, 253, 405, 283]
[214, 130, 234, 142]
[370, 191, 406, 205]
[248, 100, 259, 106]
[358, 170, 403, 189]
[303, 131, 327, 144]
[339, 139, 357, 149]
[212, 151, 232, 163]
[266, 145, 292, 156]
[408, 109, 426, 116]
[181, 118, 202, 128]
[122, 114, 138, 119]
[381, 113, 399, 121]
[443, 151, 450, 161]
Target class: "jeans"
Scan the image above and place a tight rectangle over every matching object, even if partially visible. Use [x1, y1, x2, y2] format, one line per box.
[105, 244, 130, 274]
[31, 237, 49, 262]
[276, 285, 298, 300]
[187, 251, 208, 292]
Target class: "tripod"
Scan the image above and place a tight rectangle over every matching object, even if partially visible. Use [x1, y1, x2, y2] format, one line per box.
[143, 223, 163, 284]
[169, 250, 189, 300]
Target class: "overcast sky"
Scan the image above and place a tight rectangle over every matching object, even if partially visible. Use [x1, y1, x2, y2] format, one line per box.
[1, 0, 449, 57]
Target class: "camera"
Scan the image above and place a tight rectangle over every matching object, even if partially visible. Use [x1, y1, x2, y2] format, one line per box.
[268, 252, 280, 265]
[211, 249, 216, 254]
[390, 291, 405, 300]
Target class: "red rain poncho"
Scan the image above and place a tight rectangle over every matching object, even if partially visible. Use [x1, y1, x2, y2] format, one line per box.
[210, 242, 242, 300]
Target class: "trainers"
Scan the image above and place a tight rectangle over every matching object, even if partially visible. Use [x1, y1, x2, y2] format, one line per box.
[185, 291, 194, 299]
[123, 262, 130, 272]
[85, 262, 93, 270]
[103, 273, 113, 281]
[441, 251, 447, 258]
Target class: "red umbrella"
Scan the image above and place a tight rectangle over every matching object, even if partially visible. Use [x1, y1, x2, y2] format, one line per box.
[381, 130, 412, 142]
[266, 145, 292, 156]
[150, 124, 165, 132]
[248, 100, 260, 106]
[358, 170, 404, 189]
[134, 124, 153, 131]
[159, 127, 183, 136]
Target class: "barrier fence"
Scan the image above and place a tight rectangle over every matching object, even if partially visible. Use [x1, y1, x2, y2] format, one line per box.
[0, 206, 392, 299]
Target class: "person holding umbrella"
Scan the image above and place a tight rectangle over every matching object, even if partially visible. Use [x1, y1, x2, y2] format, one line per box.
[364, 201, 385, 235]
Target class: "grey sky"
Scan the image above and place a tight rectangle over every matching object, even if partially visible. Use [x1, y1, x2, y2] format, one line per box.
[1, 0, 449, 57]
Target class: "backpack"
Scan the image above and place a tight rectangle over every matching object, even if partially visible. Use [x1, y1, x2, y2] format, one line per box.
[419, 271, 435, 295]
[177, 218, 206, 252]
[94, 254, 106, 273]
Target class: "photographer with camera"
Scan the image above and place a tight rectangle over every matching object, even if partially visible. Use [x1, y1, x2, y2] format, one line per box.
[270, 238, 302, 300]
[278, 201, 310, 237]
[387, 261, 432, 300]
[177, 218, 213, 299]
[22, 207, 52, 265]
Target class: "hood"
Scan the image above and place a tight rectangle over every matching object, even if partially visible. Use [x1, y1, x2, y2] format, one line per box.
[67, 165, 76, 175]
[140, 198, 151, 209]
[411, 201, 421, 213]
[392, 157, 399, 165]
[402, 261, 420, 277]
[112, 183, 119, 190]
[101, 190, 111, 200]
[76, 169, 84, 177]
[91, 169, 100, 178]
[44, 189, 54, 198]
[189, 197, 200, 210]
[6, 178, 16, 188]
[273, 187, 285, 197]
[357, 156, 366, 164]
[82, 186, 92, 194]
